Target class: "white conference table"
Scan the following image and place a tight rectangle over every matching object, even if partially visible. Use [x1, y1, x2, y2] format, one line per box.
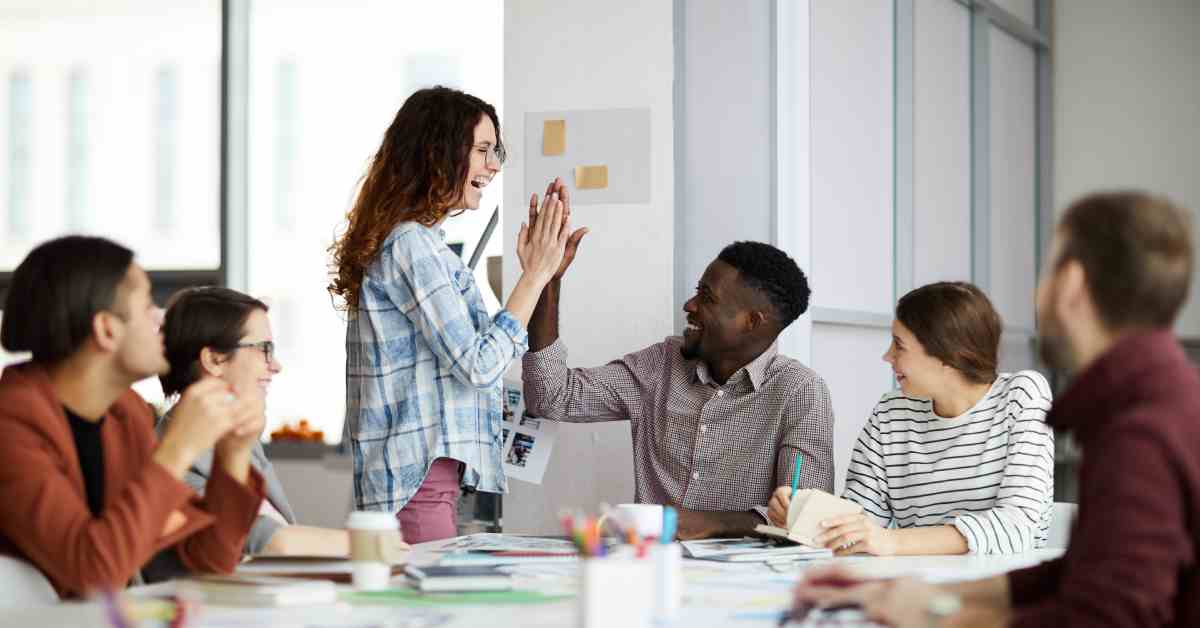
[0, 540, 1063, 628]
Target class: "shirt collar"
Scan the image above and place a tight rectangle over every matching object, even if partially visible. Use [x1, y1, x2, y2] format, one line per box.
[1047, 329, 1184, 438]
[693, 341, 779, 391]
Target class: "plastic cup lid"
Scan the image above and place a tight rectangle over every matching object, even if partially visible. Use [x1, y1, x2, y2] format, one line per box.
[346, 511, 398, 531]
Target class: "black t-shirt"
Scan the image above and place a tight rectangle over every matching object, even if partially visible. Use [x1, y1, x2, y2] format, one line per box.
[65, 407, 105, 517]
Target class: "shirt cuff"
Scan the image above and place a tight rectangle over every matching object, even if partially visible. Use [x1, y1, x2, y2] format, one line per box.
[952, 515, 982, 554]
[522, 337, 567, 367]
[750, 506, 770, 524]
[494, 309, 530, 350]
[205, 463, 267, 548]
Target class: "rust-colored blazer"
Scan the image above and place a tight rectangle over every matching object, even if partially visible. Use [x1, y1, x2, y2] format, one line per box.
[0, 362, 264, 599]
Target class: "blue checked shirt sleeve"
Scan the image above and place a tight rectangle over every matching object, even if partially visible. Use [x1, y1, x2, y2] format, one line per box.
[382, 230, 528, 389]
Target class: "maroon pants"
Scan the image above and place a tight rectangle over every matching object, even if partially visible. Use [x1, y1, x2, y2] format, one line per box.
[395, 458, 462, 544]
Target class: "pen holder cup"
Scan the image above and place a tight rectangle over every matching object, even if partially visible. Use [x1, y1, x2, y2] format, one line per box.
[577, 557, 655, 628]
[652, 543, 683, 621]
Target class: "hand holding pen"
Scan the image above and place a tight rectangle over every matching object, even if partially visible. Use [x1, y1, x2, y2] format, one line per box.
[781, 566, 880, 625]
[768, 453, 804, 527]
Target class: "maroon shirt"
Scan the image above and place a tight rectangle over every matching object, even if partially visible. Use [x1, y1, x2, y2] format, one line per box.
[1008, 331, 1200, 627]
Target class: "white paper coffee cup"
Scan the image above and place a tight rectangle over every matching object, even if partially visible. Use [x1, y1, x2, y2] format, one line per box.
[346, 511, 404, 590]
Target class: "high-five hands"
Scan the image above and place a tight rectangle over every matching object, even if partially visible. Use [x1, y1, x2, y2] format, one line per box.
[521, 177, 588, 281]
[517, 182, 570, 282]
[539, 178, 588, 279]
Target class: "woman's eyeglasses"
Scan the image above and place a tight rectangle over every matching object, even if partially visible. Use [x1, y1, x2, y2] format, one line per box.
[474, 143, 506, 166]
[233, 340, 275, 365]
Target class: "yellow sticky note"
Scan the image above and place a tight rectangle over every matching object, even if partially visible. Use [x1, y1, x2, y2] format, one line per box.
[574, 165, 608, 190]
[542, 119, 566, 156]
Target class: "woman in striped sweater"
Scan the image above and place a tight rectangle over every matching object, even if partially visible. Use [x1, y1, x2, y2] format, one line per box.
[768, 282, 1054, 555]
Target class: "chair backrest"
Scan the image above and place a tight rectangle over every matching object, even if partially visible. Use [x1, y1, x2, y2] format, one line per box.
[0, 555, 58, 608]
[1046, 502, 1078, 549]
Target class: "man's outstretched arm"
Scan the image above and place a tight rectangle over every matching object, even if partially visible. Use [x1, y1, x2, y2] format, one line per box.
[529, 279, 562, 352]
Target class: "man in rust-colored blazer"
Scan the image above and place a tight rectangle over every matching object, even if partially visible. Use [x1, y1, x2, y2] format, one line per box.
[0, 236, 267, 599]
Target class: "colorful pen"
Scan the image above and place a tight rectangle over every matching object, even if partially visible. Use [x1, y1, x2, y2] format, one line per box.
[791, 453, 804, 497]
[661, 506, 677, 543]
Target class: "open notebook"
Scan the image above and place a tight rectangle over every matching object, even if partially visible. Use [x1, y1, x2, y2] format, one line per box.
[754, 489, 863, 547]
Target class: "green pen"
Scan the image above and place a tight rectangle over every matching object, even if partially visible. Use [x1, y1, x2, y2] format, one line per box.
[790, 453, 804, 497]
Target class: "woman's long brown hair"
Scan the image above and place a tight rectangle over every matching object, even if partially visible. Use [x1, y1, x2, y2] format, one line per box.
[327, 86, 502, 311]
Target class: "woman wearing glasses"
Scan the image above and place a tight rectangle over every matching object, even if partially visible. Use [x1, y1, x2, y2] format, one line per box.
[328, 86, 582, 542]
[152, 286, 355, 560]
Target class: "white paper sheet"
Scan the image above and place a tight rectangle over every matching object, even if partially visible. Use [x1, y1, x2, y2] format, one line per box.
[235, 557, 355, 576]
[679, 538, 832, 562]
[439, 533, 578, 553]
[500, 379, 558, 484]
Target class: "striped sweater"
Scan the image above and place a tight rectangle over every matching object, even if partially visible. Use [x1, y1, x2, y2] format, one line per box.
[844, 371, 1055, 555]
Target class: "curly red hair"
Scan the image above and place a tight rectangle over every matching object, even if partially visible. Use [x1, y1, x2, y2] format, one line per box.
[328, 86, 502, 311]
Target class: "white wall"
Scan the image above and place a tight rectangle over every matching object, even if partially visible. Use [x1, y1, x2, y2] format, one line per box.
[675, 0, 774, 328]
[502, 0, 675, 534]
[1053, 0, 1200, 336]
[807, 1, 896, 493]
[913, 0, 971, 287]
[990, 27, 1038, 333]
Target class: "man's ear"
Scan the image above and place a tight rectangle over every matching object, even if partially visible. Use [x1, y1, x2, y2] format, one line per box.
[199, 347, 225, 377]
[1057, 260, 1089, 320]
[91, 311, 122, 353]
[745, 309, 769, 333]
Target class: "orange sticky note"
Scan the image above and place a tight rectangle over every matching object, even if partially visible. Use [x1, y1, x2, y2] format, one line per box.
[543, 119, 566, 156]
[574, 165, 608, 190]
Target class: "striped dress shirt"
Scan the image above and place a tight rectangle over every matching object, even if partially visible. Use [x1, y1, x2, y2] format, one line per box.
[522, 336, 834, 515]
[844, 371, 1055, 554]
[345, 221, 528, 512]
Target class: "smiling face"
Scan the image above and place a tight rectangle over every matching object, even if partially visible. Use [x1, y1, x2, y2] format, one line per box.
[882, 319, 947, 399]
[208, 309, 282, 402]
[460, 114, 500, 210]
[681, 260, 754, 363]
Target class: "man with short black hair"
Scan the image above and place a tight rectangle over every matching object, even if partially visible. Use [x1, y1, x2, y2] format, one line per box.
[523, 234, 834, 540]
[791, 190, 1200, 627]
[0, 236, 266, 598]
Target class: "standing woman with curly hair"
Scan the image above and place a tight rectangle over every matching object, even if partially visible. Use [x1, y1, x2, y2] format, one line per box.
[329, 86, 584, 542]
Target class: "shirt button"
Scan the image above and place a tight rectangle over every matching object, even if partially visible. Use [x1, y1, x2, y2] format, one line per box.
[692, 471, 700, 480]
[716, 390, 724, 397]
[700, 424, 707, 433]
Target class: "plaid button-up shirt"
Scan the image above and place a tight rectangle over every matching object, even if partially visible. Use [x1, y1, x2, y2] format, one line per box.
[345, 221, 528, 512]
[522, 336, 834, 516]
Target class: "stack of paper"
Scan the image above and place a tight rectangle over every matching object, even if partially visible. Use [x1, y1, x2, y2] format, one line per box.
[177, 574, 338, 607]
[680, 538, 831, 562]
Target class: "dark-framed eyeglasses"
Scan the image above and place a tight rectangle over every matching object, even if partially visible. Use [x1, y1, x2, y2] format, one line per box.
[233, 340, 275, 365]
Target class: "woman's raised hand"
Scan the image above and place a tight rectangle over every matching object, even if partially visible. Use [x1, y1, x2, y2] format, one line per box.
[517, 185, 570, 283]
